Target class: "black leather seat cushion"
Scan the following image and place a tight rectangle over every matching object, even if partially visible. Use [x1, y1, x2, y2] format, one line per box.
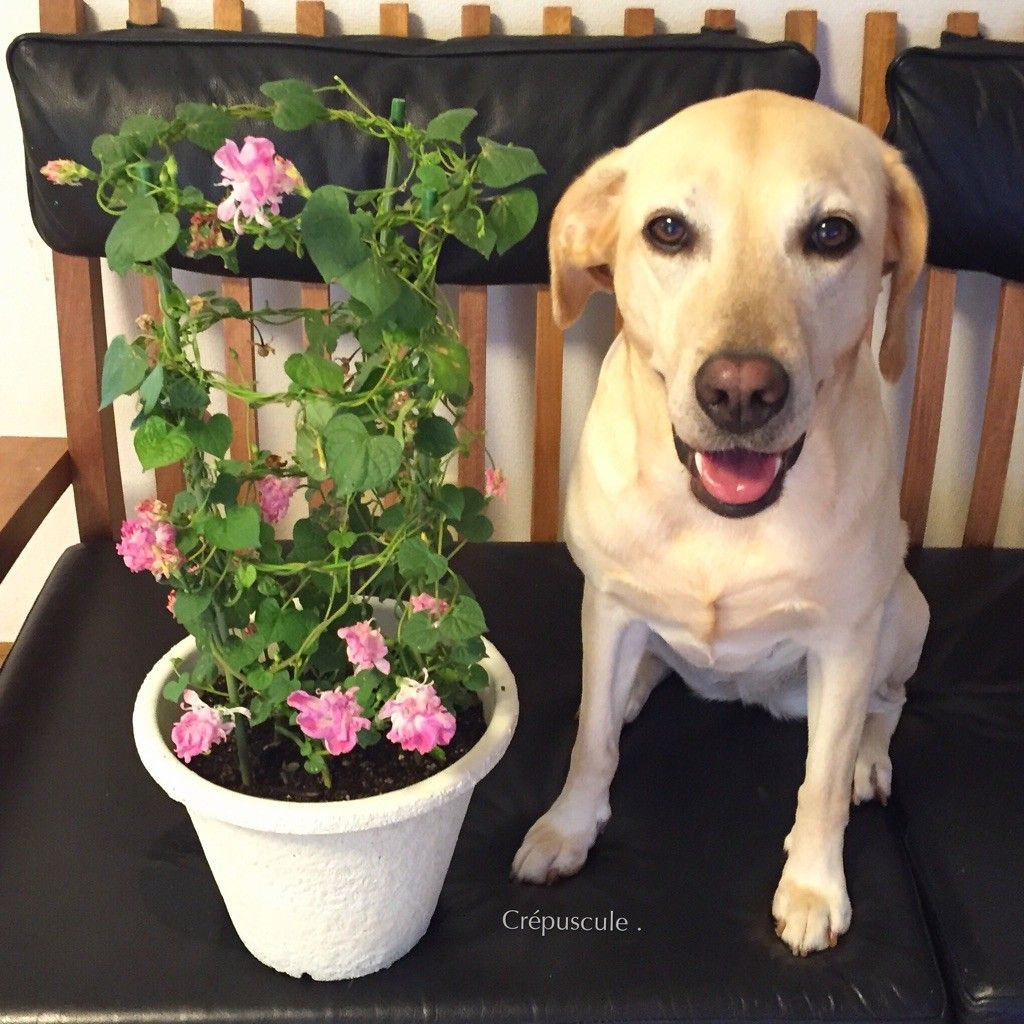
[8, 29, 818, 285]
[892, 549, 1024, 1024]
[885, 37, 1024, 282]
[0, 541, 946, 1022]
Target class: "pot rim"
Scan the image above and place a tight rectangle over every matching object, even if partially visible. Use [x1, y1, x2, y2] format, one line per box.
[132, 634, 518, 834]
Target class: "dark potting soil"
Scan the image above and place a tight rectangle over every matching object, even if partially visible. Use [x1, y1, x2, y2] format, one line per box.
[187, 702, 487, 802]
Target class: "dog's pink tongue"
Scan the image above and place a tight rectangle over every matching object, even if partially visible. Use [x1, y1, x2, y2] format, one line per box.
[697, 449, 781, 505]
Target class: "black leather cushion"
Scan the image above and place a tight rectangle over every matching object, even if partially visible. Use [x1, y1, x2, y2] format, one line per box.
[885, 39, 1024, 282]
[892, 549, 1024, 1024]
[8, 30, 818, 285]
[0, 541, 945, 1022]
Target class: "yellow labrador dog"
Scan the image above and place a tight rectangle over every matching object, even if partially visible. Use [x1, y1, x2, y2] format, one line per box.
[512, 90, 931, 957]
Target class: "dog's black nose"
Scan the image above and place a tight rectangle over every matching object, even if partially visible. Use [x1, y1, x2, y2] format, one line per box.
[695, 353, 790, 434]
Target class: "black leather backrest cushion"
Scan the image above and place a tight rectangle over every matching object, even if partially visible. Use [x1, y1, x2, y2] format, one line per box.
[886, 36, 1024, 282]
[9, 29, 818, 284]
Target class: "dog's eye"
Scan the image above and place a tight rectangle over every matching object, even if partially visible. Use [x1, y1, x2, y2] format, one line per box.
[645, 213, 693, 252]
[806, 216, 858, 258]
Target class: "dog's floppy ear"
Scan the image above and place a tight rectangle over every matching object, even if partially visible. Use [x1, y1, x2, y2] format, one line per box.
[549, 150, 626, 328]
[879, 145, 928, 382]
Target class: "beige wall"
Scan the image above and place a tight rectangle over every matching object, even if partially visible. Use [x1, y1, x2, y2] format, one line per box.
[2, 0, 1023, 641]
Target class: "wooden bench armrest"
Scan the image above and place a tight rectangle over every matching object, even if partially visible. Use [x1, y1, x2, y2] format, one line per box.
[0, 437, 74, 583]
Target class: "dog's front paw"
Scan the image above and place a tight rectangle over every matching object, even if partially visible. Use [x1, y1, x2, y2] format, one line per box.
[772, 872, 851, 956]
[852, 750, 892, 805]
[511, 814, 598, 884]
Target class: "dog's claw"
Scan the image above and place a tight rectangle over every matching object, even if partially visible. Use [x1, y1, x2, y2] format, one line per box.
[828, 929, 839, 948]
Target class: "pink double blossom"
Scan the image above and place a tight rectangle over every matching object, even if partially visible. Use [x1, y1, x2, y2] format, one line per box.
[409, 593, 449, 619]
[484, 467, 507, 501]
[213, 137, 300, 232]
[287, 687, 371, 756]
[256, 475, 302, 524]
[380, 678, 457, 755]
[337, 620, 390, 674]
[39, 159, 91, 185]
[171, 689, 249, 763]
[116, 500, 182, 579]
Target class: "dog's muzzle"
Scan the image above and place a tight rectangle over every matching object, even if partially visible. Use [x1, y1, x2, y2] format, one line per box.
[673, 433, 806, 518]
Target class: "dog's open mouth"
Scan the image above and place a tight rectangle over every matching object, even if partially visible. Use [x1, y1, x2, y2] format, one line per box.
[673, 434, 806, 518]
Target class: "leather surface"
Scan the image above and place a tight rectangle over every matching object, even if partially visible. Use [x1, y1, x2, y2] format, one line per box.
[892, 548, 1024, 1024]
[0, 541, 946, 1022]
[8, 30, 818, 285]
[885, 39, 1024, 282]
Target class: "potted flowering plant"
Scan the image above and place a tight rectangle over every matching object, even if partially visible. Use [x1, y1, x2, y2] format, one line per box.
[42, 77, 537, 980]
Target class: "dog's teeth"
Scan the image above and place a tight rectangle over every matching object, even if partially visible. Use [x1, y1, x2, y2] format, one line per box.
[694, 452, 704, 474]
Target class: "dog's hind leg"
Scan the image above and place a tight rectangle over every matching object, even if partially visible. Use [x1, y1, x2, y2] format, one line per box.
[853, 567, 929, 806]
[623, 650, 671, 723]
[512, 582, 647, 884]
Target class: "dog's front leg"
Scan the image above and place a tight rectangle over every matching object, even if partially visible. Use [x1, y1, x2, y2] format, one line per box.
[512, 582, 647, 884]
[773, 610, 881, 955]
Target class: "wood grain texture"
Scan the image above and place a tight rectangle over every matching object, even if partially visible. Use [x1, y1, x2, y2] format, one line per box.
[461, 3, 490, 35]
[704, 8, 736, 30]
[531, 287, 564, 542]
[963, 280, 1024, 547]
[901, 267, 957, 547]
[379, 2, 409, 36]
[140, 276, 187, 503]
[0, 643, 11, 667]
[39, 0, 84, 32]
[946, 10, 979, 36]
[128, 0, 160, 25]
[784, 9, 817, 51]
[623, 8, 655, 35]
[858, 11, 897, 136]
[543, 6, 572, 34]
[213, 0, 243, 31]
[0, 437, 73, 582]
[221, 277, 259, 460]
[457, 287, 488, 491]
[296, 0, 325, 35]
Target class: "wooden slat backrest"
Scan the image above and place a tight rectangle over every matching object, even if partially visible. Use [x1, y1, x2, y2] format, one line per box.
[39, 0, 125, 542]
[860, 10, 1024, 547]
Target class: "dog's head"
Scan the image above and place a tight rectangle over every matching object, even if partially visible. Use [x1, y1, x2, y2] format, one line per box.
[549, 90, 927, 518]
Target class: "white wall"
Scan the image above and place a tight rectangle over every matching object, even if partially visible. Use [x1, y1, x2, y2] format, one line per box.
[2, 0, 1023, 642]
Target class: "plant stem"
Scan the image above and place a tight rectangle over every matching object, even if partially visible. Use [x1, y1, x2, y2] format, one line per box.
[213, 605, 253, 788]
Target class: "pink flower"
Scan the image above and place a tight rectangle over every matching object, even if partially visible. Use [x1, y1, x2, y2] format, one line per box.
[167, 589, 177, 615]
[408, 593, 449, 619]
[117, 499, 181, 578]
[256, 475, 302, 524]
[379, 678, 456, 755]
[171, 689, 249, 763]
[287, 687, 371, 756]
[213, 137, 299, 232]
[40, 159, 91, 185]
[484, 467, 507, 501]
[337, 620, 390, 674]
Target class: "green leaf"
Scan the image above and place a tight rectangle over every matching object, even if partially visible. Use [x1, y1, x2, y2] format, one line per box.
[397, 537, 448, 585]
[464, 662, 489, 692]
[487, 188, 539, 255]
[260, 79, 328, 131]
[120, 113, 168, 148]
[284, 351, 348, 394]
[476, 138, 545, 188]
[209, 472, 240, 507]
[164, 375, 210, 412]
[178, 185, 207, 210]
[322, 414, 401, 496]
[439, 596, 487, 643]
[460, 486, 487, 517]
[163, 674, 190, 702]
[451, 635, 486, 665]
[202, 504, 260, 551]
[100, 335, 149, 408]
[171, 490, 198, 519]
[289, 518, 330, 562]
[402, 611, 441, 653]
[105, 195, 181, 274]
[352, 668, 386, 709]
[436, 484, 465, 520]
[91, 132, 136, 169]
[138, 365, 164, 414]
[425, 336, 470, 398]
[300, 185, 369, 283]
[378, 502, 405, 532]
[172, 589, 212, 626]
[425, 107, 477, 142]
[133, 416, 194, 470]
[415, 163, 450, 191]
[236, 563, 257, 588]
[452, 208, 496, 258]
[175, 102, 234, 150]
[339, 258, 403, 316]
[182, 412, 232, 457]
[303, 313, 344, 357]
[221, 633, 265, 672]
[275, 606, 318, 652]
[414, 415, 459, 458]
[459, 513, 494, 542]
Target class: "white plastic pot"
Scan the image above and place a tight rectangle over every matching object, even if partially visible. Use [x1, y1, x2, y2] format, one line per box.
[132, 631, 517, 981]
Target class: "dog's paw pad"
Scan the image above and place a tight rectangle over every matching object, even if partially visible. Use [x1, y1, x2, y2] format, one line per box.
[772, 877, 851, 956]
[511, 818, 594, 884]
[852, 752, 892, 806]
